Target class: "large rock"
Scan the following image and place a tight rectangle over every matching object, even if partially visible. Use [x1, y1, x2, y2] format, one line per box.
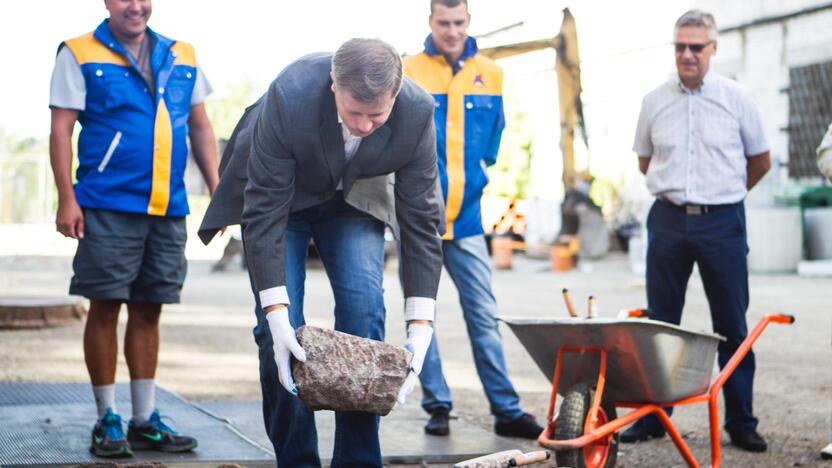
[292, 326, 411, 416]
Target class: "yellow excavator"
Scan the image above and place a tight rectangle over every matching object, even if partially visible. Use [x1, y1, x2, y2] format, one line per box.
[481, 9, 608, 261]
[479, 7, 587, 191]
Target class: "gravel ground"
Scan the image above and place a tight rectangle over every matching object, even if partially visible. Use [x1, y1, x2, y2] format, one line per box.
[1, 252, 829, 467]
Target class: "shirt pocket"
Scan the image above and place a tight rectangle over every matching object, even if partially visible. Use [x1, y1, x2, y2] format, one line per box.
[165, 66, 195, 107]
[464, 95, 500, 141]
[102, 71, 132, 110]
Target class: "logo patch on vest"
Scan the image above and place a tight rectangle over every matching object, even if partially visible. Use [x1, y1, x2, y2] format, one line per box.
[473, 74, 485, 86]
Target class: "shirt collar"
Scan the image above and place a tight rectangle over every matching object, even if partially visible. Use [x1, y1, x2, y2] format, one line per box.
[336, 112, 362, 142]
[676, 68, 714, 94]
[423, 34, 479, 65]
[94, 19, 167, 56]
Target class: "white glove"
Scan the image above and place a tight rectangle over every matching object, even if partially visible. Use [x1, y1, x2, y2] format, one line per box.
[396, 323, 434, 406]
[265, 309, 307, 395]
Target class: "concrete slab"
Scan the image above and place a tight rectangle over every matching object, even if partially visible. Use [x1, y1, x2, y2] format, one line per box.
[198, 400, 528, 465]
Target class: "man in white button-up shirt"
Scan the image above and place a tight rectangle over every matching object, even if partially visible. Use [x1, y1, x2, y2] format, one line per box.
[623, 10, 772, 453]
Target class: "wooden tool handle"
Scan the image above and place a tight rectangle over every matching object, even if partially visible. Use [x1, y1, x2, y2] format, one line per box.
[562, 288, 578, 317]
[509, 450, 551, 466]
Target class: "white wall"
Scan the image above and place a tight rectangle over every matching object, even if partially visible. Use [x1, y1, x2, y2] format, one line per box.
[695, 1, 832, 204]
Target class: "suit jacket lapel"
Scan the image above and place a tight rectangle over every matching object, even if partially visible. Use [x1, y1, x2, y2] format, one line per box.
[320, 92, 345, 186]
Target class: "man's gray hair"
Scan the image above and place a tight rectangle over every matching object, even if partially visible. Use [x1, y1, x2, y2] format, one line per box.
[332, 38, 403, 104]
[675, 10, 718, 42]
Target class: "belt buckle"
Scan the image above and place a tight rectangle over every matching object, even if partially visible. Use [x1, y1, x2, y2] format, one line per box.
[685, 205, 702, 215]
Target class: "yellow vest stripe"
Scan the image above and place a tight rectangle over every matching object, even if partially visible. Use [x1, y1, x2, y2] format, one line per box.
[147, 99, 173, 216]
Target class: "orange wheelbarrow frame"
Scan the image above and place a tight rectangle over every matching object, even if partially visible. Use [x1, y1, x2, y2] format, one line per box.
[536, 313, 794, 468]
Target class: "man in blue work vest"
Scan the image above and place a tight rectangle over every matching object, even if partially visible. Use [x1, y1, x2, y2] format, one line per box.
[403, 0, 543, 439]
[49, 0, 218, 458]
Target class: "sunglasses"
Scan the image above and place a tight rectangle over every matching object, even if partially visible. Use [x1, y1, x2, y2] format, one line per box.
[675, 42, 712, 53]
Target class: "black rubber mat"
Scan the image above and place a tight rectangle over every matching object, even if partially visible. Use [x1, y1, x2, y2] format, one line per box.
[0, 383, 273, 467]
[0, 384, 531, 466]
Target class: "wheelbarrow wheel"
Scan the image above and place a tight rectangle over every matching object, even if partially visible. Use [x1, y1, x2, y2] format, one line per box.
[554, 382, 619, 468]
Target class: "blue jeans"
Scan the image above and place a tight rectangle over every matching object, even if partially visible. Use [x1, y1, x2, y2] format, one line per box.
[642, 199, 757, 432]
[247, 194, 387, 468]
[418, 235, 524, 422]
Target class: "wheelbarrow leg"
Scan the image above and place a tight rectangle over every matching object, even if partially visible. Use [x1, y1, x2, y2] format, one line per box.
[651, 405, 700, 468]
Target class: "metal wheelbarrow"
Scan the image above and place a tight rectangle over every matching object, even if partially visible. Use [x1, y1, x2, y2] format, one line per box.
[500, 312, 794, 468]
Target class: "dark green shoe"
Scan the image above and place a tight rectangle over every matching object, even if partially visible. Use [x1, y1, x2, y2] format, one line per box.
[127, 410, 197, 453]
[90, 408, 133, 458]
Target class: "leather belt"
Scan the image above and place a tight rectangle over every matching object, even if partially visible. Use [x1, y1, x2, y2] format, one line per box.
[659, 198, 737, 215]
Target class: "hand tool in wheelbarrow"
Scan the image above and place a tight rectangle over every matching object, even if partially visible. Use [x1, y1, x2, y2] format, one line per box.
[454, 449, 551, 467]
[561, 288, 578, 317]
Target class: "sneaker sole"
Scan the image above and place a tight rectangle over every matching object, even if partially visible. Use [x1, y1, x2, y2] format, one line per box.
[89, 445, 133, 458]
[129, 439, 198, 453]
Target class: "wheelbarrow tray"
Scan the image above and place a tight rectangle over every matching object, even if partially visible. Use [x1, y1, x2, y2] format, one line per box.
[500, 317, 724, 404]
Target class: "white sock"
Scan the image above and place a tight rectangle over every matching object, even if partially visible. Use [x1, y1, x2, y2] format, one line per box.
[130, 379, 155, 424]
[92, 384, 116, 419]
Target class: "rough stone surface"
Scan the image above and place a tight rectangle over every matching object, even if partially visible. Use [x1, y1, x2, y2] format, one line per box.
[292, 326, 411, 416]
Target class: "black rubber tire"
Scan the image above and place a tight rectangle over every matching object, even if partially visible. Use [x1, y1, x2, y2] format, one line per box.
[553, 382, 619, 468]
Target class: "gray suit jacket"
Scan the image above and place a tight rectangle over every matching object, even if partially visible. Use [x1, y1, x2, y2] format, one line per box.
[198, 53, 444, 301]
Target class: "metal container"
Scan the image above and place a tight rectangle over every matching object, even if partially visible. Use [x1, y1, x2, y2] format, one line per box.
[500, 317, 723, 404]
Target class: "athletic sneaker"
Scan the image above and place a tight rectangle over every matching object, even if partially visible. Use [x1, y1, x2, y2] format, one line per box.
[127, 409, 198, 452]
[90, 408, 133, 458]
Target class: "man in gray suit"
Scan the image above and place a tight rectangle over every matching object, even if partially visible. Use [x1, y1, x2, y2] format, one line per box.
[198, 39, 443, 467]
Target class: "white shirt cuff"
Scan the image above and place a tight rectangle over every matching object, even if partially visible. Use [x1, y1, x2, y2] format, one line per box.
[405, 297, 435, 322]
[259, 286, 290, 309]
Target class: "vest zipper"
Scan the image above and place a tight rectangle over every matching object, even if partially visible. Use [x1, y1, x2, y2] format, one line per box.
[98, 131, 122, 173]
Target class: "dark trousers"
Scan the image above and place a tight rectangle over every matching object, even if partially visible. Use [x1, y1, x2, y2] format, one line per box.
[644, 199, 757, 432]
[246, 194, 387, 467]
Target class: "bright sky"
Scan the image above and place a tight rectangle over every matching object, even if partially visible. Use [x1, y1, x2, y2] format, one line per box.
[0, 0, 688, 141]
[0, 0, 553, 138]
[0, 0, 699, 252]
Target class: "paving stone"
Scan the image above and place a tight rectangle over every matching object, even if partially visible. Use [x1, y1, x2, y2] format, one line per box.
[293, 326, 411, 416]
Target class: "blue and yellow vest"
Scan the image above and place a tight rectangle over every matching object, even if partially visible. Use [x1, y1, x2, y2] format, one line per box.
[404, 35, 504, 239]
[62, 20, 198, 217]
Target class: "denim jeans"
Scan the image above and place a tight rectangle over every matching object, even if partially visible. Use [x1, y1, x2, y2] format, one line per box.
[247, 193, 387, 467]
[642, 199, 757, 432]
[418, 234, 523, 422]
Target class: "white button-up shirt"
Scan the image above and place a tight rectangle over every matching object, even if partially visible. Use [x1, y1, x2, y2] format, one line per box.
[633, 70, 769, 205]
[337, 113, 363, 190]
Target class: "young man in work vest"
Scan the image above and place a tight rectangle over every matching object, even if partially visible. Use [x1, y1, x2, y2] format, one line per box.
[403, 0, 543, 439]
[49, 0, 218, 457]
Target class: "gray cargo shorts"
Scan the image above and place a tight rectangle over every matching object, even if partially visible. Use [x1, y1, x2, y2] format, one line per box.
[69, 208, 187, 304]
